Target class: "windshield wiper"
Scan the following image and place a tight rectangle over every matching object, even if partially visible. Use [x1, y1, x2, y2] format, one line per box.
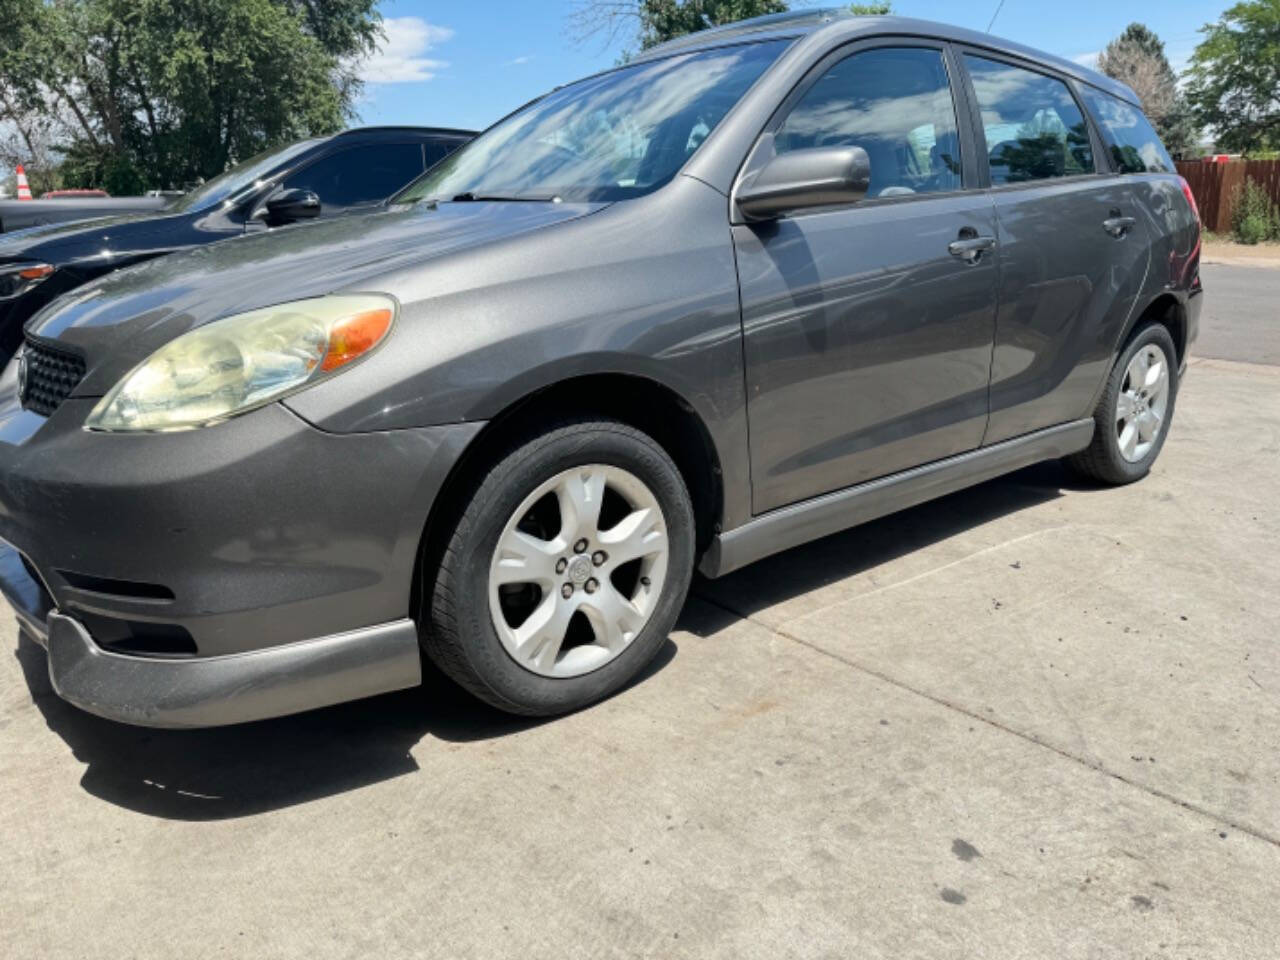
[451, 192, 562, 203]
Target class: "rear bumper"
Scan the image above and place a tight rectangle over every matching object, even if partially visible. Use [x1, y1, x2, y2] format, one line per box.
[3, 544, 422, 727]
[1183, 285, 1203, 375]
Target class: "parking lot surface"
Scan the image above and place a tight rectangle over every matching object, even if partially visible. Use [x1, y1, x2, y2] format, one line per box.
[3, 265, 1278, 958]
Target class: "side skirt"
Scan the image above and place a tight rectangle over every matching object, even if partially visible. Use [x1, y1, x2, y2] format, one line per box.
[699, 419, 1094, 578]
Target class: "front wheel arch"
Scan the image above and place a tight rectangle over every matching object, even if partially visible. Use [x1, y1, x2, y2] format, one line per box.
[409, 371, 724, 628]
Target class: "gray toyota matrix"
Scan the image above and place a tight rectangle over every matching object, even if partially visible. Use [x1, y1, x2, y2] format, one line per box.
[0, 12, 1201, 727]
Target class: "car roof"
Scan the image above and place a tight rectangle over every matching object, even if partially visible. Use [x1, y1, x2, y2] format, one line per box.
[333, 125, 478, 141]
[634, 9, 1140, 106]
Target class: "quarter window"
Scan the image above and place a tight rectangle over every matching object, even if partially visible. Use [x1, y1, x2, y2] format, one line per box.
[1079, 88, 1175, 173]
[776, 47, 962, 198]
[964, 55, 1094, 185]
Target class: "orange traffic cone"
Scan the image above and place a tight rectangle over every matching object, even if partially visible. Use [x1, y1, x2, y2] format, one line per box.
[15, 164, 33, 200]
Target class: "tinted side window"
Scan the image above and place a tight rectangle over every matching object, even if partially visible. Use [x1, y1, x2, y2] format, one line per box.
[423, 139, 459, 171]
[964, 55, 1094, 185]
[285, 143, 425, 210]
[1079, 88, 1174, 173]
[776, 47, 962, 198]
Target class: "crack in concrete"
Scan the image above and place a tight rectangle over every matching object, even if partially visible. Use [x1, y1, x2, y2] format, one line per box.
[693, 591, 1280, 851]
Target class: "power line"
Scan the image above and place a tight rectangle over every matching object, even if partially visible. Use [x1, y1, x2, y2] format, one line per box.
[986, 0, 1007, 33]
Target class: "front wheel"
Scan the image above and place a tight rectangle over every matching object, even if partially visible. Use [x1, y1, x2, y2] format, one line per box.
[1066, 322, 1178, 485]
[423, 419, 695, 716]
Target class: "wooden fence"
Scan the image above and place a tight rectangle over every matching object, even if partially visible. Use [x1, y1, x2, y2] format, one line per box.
[1175, 159, 1280, 235]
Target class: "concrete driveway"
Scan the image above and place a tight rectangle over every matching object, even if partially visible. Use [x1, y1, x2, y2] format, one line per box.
[2, 265, 1278, 958]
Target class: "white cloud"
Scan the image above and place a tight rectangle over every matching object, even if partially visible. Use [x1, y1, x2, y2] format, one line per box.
[1071, 51, 1100, 69]
[359, 17, 453, 84]
[506, 55, 533, 66]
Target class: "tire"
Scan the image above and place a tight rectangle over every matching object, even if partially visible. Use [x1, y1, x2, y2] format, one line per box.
[423, 418, 695, 716]
[1066, 322, 1179, 485]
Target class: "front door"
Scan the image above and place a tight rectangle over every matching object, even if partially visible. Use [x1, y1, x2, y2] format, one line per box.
[735, 43, 999, 514]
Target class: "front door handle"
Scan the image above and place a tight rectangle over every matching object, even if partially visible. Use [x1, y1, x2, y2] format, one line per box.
[948, 235, 996, 263]
[1103, 215, 1136, 238]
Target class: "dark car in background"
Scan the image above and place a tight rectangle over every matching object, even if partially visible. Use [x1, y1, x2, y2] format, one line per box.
[0, 12, 1200, 729]
[0, 125, 474, 365]
[0, 195, 175, 234]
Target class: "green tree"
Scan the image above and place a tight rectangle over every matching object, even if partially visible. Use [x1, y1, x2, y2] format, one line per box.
[1185, 0, 1280, 154]
[570, 2, 891, 56]
[0, 0, 381, 192]
[571, 1, 787, 55]
[1097, 23, 1199, 157]
[635, 0, 787, 49]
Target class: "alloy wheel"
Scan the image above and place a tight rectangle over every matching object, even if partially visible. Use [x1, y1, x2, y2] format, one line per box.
[488, 464, 669, 678]
[1116, 344, 1171, 463]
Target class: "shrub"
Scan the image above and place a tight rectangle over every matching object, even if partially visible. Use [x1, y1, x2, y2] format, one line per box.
[1231, 177, 1280, 244]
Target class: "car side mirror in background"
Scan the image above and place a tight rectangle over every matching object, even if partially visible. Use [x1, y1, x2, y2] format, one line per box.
[735, 146, 871, 221]
[262, 188, 321, 225]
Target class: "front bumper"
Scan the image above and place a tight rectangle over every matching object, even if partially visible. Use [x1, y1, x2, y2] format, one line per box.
[0, 387, 483, 726]
[2, 559, 422, 728]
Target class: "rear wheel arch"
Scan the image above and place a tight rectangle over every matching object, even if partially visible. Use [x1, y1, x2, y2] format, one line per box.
[1118, 292, 1187, 365]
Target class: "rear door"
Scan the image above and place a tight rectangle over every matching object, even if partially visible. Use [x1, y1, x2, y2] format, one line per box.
[956, 52, 1151, 444]
[735, 41, 1000, 513]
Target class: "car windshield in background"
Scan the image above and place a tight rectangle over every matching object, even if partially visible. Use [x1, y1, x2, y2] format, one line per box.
[168, 138, 322, 213]
[399, 40, 789, 205]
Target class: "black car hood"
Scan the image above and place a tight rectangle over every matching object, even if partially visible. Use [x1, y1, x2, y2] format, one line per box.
[32, 199, 608, 397]
[0, 210, 183, 263]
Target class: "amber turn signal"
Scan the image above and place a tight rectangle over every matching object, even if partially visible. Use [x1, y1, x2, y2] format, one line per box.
[321, 307, 394, 372]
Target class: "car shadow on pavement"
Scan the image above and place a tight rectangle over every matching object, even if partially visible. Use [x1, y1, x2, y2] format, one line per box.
[11, 458, 1074, 822]
[686, 460, 1075, 627]
[12, 626, 676, 822]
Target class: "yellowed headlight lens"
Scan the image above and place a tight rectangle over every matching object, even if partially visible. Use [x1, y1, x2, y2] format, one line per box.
[86, 294, 396, 432]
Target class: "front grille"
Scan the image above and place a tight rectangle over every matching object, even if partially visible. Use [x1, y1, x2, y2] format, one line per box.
[19, 335, 86, 417]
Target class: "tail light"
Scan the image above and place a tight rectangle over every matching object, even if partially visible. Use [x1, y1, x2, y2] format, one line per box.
[1177, 176, 1202, 290]
[1178, 176, 1200, 224]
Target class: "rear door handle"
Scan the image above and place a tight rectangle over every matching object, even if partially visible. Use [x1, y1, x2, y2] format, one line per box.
[1103, 216, 1136, 238]
[948, 236, 996, 263]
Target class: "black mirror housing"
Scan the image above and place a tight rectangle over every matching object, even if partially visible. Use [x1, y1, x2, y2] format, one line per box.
[263, 188, 321, 225]
[736, 146, 871, 221]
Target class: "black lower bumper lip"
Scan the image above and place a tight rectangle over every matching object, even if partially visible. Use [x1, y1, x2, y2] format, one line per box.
[42, 611, 423, 729]
[4, 543, 424, 727]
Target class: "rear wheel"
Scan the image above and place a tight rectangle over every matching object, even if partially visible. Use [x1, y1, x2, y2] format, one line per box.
[423, 419, 695, 715]
[1067, 322, 1178, 485]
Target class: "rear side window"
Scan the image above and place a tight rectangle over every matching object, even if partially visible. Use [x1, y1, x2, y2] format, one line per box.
[964, 55, 1094, 185]
[284, 142, 426, 211]
[1079, 88, 1174, 174]
[776, 47, 962, 198]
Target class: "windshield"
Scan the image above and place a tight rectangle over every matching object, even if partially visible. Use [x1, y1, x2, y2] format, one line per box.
[399, 40, 788, 204]
[168, 138, 322, 213]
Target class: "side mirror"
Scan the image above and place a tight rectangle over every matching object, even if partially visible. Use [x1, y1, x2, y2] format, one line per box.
[736, 146, 871, 221]
[263, 188, 321, 225]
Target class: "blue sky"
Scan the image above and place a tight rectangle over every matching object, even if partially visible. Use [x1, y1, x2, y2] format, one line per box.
[356, 0, 1232, 132]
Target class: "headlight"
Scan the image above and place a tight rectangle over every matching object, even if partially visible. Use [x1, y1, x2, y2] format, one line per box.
[85, 294, 396, 432]
[0, 262, 54, 300]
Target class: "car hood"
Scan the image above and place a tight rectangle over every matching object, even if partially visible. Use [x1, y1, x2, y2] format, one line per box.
[0, 210, 177, 261]
[31, 199, 608, 397]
